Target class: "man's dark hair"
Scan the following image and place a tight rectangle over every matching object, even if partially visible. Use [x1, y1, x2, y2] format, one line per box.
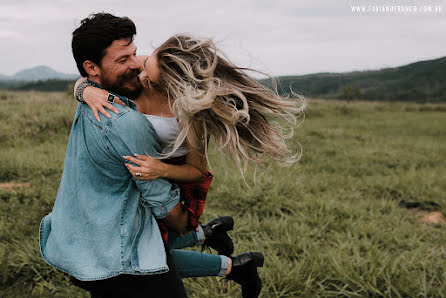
[72, 13, 137, 77]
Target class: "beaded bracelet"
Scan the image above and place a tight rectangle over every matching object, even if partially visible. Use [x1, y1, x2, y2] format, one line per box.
[75, 81, 91, 103]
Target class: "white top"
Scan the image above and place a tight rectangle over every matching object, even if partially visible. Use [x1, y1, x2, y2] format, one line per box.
[144, 114, 188, 157]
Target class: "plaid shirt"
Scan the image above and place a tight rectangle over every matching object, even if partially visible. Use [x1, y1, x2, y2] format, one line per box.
[157, 155, 213, 243]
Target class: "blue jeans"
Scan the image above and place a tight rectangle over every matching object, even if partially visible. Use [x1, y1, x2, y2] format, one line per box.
[168, 227, 229, 278]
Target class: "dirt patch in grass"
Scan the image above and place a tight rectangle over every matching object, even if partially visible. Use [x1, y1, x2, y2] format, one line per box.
[410, 210, 446, 225]
[399, 200, 446, 225]
[0, 182, 31, 190]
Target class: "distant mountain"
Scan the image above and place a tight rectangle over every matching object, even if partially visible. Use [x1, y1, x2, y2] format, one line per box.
[0, 66, 78, 82]
[262, 56, 446, 102]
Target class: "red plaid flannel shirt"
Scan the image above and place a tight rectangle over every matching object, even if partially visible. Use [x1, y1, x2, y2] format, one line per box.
[157, 155, 213, 243]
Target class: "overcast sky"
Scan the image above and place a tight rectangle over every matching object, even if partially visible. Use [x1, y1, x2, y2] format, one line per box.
[0, 0, 445, 77]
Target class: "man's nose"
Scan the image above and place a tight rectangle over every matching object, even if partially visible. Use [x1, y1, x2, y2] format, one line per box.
[128, 55, 141, 70]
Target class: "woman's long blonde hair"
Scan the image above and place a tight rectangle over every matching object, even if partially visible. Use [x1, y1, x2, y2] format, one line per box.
[154, 34, 306, 179]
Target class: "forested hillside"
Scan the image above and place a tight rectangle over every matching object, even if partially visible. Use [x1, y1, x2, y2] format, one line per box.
[262, 56, 446, 102]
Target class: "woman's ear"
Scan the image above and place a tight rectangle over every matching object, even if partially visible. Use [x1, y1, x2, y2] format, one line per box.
[83, 60, 101, 77]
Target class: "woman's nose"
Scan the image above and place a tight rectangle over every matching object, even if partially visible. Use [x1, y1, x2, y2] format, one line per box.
[139, 70, 147, 80]
[138, 71, 149, 86]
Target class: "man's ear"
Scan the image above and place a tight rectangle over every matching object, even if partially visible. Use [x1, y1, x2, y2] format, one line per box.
[83, 60, 101, 77]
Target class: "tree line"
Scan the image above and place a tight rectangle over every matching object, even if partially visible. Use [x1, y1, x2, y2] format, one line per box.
[1, 56, 445, 102]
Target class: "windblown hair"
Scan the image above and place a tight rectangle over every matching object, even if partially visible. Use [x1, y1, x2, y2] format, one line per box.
[154, 34, 306, 179]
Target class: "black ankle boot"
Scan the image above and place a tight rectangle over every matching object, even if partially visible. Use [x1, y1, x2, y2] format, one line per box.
[227, 252, 264, 298]
[201, 216, 234, 256]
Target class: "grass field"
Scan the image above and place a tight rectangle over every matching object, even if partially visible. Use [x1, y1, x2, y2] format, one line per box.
[0, 91, 445, 297]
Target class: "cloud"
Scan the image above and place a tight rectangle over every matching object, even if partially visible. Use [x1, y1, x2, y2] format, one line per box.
[0, 29, 26, 40]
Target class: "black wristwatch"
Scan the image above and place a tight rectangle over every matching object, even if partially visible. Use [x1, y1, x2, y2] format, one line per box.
[75, 81, 91, 103]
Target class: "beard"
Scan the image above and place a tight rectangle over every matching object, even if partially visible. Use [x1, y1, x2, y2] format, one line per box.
[100, 68, 143, 99]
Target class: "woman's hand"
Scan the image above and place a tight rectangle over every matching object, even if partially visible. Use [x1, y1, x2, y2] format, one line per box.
[123, 154, 166, 181]
[82, 86, 126, 122]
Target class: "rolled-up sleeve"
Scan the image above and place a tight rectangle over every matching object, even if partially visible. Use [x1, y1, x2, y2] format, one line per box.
[105, 109, 180, 218]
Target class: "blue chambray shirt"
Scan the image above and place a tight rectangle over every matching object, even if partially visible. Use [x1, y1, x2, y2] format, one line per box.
[39, 82, 180, 281]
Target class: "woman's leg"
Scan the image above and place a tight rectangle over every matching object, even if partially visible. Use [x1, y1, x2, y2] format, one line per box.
[170, 249, 230, 278]
[168, 227, 205, 249]
[170, 248, 265, 298]
[167, 226, 229, 278]
[167, 216, 234, 255]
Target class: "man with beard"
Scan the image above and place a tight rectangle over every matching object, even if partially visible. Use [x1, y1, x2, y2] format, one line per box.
[39, 13, 189, 297]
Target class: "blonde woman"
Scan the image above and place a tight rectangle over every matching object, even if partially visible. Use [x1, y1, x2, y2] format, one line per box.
[76, 34, 305, 298]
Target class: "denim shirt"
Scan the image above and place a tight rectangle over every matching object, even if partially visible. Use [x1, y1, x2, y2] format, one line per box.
[39, 82, 180, 281]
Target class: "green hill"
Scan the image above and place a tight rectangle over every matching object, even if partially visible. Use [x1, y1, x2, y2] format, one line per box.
[262, 56, 446, 102]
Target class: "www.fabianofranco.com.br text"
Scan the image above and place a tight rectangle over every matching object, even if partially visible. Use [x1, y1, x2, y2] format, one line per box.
[350, 5, 442, 13]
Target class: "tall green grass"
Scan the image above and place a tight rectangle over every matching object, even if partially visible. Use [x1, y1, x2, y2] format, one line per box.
[0, 91, 445, 297]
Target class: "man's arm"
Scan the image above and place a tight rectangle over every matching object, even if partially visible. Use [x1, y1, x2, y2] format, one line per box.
[106, 109, 190, 233]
